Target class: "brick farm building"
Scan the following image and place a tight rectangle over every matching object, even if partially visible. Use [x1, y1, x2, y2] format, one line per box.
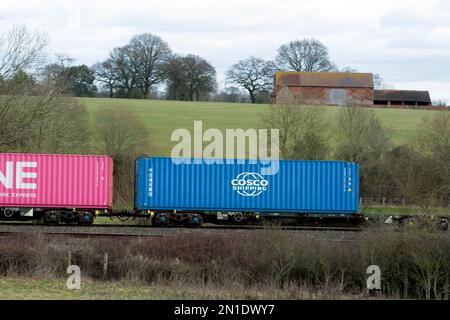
[274, 71, 442, 109]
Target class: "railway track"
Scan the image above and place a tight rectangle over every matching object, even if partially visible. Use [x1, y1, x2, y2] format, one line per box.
[0, 221, 362, 231]
[0, 232, 158, 239]
[0, 222, 362, 242]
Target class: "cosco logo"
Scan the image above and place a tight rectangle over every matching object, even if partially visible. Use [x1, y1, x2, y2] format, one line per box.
[232, 178, 269, 187]
[231, 172, 269, 197]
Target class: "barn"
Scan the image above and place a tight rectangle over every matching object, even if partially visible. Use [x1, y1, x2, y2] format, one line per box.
[275, 71, 374, 106]
[373, 90, 431, 107]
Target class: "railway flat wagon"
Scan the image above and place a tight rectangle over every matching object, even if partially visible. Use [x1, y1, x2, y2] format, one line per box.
[0, 153, 113, 224]
[135, 157, 360, 226]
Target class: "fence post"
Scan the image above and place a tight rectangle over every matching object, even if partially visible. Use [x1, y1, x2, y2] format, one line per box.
[68, 250, 72, 266]
[103, 253, 108, 279]
[403, 272, 408, 299]
[382, 198, 385, 207]
[445, 273, 449, 300]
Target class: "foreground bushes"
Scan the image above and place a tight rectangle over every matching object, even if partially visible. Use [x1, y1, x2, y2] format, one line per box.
[0, 229, 449, 299]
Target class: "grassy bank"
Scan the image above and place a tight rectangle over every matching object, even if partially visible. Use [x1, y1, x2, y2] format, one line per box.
[0, 277, 366, 300]
[79, 98, 442, 156]
[361, 206, 450, 218]
[0, 229, 449, 299]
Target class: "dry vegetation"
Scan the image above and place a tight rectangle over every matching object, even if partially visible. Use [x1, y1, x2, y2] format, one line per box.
[0, 26, 90, 154]
[96, 107, 152, 204]
[0, 229, 449, 300]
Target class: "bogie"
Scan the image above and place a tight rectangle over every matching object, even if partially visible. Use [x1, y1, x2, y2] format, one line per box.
[153, 212, 204, 227]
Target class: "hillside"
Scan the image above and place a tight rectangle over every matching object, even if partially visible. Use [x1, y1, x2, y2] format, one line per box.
[79, 97, 443, 156]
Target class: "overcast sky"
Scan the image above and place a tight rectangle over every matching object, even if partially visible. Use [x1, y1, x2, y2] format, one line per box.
[1, 0, 449, 101]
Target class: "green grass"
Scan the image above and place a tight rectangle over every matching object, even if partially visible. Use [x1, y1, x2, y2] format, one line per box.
[79, 98, 444, 157]
[80, 98, 270, 156]
[361, 206, 450, 217]
[0, 277, 362, 300]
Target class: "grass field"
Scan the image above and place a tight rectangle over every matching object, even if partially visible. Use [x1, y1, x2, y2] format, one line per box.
[361, 206, 450, 217]
[79, 98, 444, 157]
[0, 277, 364, 300]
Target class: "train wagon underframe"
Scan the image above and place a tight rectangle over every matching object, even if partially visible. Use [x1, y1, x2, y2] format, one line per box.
[130, 209, 366, 227]
[1, 205, 364, 227]
[0, 206, 111, 225]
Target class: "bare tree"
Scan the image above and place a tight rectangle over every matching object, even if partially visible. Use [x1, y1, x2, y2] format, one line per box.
[376, 113, 450, 211]
[42, 55, 97, 97]
[0, 77, 90, 153]
[163, 55, 186, 100]
[41, 54, 75, 92]
[109, 47, 136, 98]
[226, 56, 276, 103]
[384, 145, 448, 212]
[96, 108, 151, 204]
[276, 39, 335, 72]
[93, 60, 117, 98]
[97, 108, 149, 157]
[31, 95, 91, 153]
[419, 112, 450, 193]
[334, 106, 391, 199]
[0, 25, 47, 79]
[0, 27, 89, 154]
[185, 54, 217, 101]
[127, 33, 172, 99]
[95, 33, 171, 99]
[334, 107, 390, 163]
[420, 112, 450, 161]
[265, 103, 329, 160]
[164, 54, 217, 101]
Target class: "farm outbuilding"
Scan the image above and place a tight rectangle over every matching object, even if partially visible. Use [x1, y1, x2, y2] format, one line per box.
[274, 71, 374, 106]
[373, 90, 431, 107]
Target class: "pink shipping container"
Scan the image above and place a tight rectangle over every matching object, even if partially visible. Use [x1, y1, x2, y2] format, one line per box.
[0, 153, 113, 209]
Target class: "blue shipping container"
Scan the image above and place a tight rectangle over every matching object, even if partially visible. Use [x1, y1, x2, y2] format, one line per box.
[135, 157, 359, 215]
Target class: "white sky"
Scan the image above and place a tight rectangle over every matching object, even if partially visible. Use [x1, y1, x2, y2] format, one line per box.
[1, 0, 450, 101]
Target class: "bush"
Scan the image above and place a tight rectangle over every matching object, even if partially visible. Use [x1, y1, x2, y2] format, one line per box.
[96, 107, 152, 205]
[0, 228, 449, 299]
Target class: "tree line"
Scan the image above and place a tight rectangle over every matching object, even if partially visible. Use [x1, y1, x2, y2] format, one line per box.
[6, 28, 391, 104]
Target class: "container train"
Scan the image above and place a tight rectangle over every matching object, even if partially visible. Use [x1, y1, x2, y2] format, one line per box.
[0, 153, 363, 226]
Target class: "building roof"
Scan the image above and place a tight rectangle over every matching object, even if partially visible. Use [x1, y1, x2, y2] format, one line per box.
[374, 90, 431, 103]
[275, 71, 374, 88]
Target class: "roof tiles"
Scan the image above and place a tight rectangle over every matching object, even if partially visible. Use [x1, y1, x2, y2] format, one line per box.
[276, 71, 374, 88]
